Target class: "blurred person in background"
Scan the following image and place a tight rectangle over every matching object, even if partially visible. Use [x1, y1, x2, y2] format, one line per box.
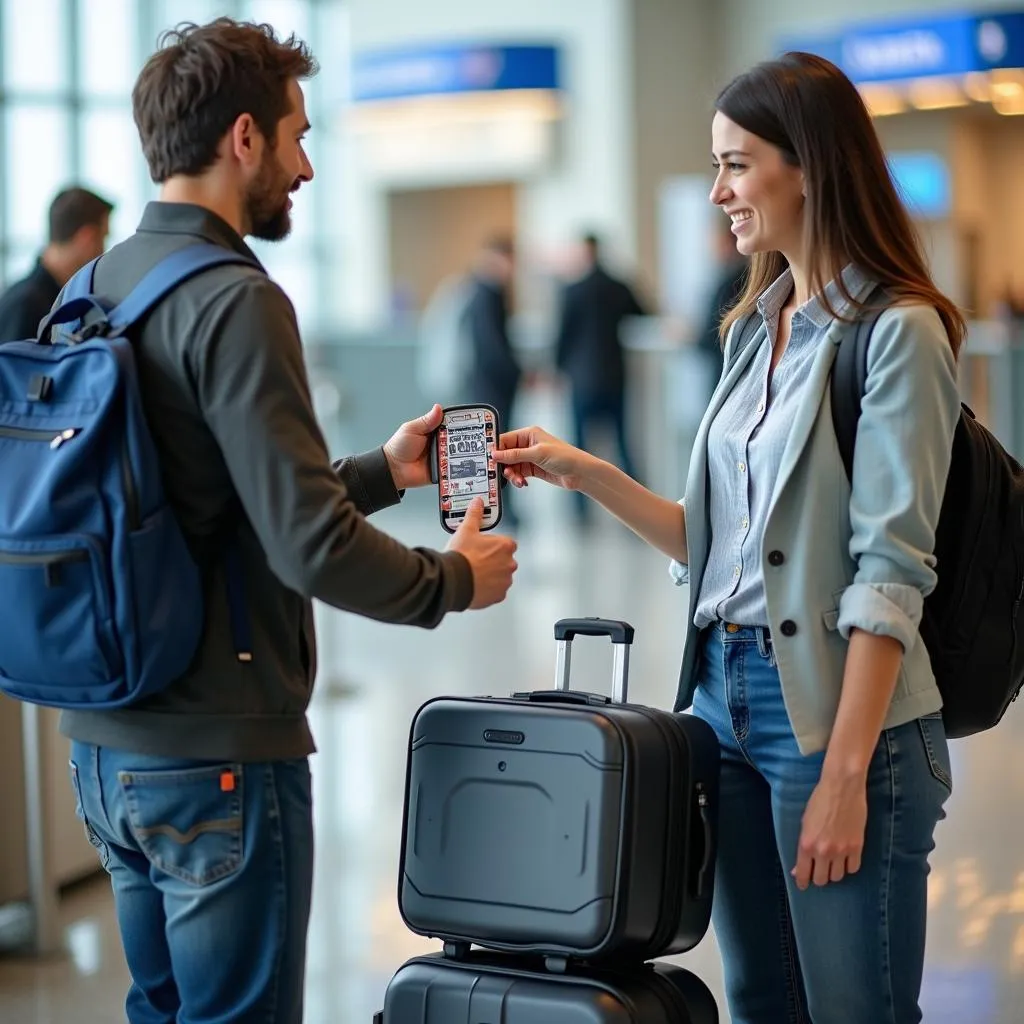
[554, 231, 645, 527]
[495, 51, 962, 1024]
[58, 20, 517, 1024]
[695, 215, 748, 403]
[464, 234, 522, 528]
[0, 186, 112, 341]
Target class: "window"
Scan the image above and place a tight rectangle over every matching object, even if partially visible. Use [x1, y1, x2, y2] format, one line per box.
[0, 0, 344, 320]
[2, 0, 69, 93]
[150, 0, 224, 38]
[4, 106, 73, 247]
[79, 108, 149, 243]
[79, 0, 138, 98]
[242, 0, 309, 40]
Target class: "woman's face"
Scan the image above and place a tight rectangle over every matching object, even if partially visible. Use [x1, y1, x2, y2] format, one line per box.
[710, 111, 806, 260]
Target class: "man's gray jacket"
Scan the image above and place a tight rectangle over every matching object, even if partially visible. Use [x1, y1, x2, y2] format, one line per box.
[60, 202, 472, 761]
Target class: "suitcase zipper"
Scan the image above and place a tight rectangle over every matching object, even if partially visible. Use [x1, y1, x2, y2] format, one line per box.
[0, 425, 81, 448]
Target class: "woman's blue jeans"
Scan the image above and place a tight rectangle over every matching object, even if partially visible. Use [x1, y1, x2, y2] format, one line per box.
[692, 623, 952, 1024]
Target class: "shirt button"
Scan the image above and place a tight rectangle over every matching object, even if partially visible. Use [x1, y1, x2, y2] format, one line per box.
[733, 565, 741, 578]
[737, 461, 746, 473]
[780, 619, 797, 637]
[768, 550, 785, 566]
[757, 401, 765, 414]
[741, 517, 749, 530]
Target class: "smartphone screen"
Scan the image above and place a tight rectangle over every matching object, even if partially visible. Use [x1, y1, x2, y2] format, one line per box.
[436, 404, 502, 533]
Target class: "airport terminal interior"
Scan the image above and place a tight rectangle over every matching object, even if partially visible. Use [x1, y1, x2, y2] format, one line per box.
[2, 0, 1024, 1021]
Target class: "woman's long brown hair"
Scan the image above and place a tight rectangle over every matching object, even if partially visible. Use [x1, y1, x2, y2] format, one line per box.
[716, 52, 966, 358]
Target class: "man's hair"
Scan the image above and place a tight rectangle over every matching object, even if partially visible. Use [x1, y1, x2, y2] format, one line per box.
[582, 232, 601, 258]
[132, 18, 318, 184]
[48, 187, 114, 244]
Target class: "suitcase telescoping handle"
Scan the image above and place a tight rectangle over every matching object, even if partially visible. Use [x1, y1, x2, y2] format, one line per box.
[554, 618, 635, 704]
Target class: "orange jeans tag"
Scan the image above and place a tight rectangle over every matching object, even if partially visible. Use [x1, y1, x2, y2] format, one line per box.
[220, 771, 236, 793]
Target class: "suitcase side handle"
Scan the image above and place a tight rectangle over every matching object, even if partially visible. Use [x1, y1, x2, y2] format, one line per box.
[553, 618, 634, 704]
[692, 782, 714, 900]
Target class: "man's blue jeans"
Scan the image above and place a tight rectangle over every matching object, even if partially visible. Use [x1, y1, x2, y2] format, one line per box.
[692, 624, 952, 1024]
[68, 742, 314, 1024]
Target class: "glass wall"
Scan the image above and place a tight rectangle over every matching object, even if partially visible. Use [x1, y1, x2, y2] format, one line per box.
[0, 0, 347, 334]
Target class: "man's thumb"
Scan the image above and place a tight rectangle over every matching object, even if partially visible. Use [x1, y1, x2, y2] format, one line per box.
[420, 404, 444, 430]
[459, 498, 484, 529]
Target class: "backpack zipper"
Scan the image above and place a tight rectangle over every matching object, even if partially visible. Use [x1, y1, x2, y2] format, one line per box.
[0, 425, 81, 448]
[0, 425, 139, 529]
[0, 548, 89, 587]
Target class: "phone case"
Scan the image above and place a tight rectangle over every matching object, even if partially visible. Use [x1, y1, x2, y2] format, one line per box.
[431, 404, 502, 534]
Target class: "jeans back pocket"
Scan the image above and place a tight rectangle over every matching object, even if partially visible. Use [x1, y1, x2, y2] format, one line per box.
[119, 763, 244, 886]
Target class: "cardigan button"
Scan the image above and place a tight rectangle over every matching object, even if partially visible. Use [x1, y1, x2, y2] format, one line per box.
[768, 550, 785, 567]
[780, 620, 797, 637]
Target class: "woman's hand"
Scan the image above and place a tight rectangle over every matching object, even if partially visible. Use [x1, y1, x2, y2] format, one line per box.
[492, 427, 596, 492]
[792, 771, 868, 890]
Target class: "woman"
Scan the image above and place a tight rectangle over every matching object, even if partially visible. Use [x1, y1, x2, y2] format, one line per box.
[494, 52, 962, 1024]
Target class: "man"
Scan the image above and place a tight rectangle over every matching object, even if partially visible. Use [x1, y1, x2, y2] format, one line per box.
[463, 235, 522, 528]
[554, 233, 645, 525]
[0, 186, 112, 341]
[60, 20, 517, 1024]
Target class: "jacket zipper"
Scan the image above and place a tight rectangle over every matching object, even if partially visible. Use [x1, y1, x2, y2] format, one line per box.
[0, 425, 80, 448]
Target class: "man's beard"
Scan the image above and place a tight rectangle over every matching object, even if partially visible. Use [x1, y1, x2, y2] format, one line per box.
[246, 150, 294, 242]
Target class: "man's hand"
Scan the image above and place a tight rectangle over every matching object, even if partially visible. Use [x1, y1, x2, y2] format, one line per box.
[446, 499, 518, 609]
[383, 404, 444, 491]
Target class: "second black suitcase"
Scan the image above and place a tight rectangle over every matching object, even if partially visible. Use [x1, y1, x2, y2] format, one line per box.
[398, 618, 721, 963]
[378, 950, 718, 1024]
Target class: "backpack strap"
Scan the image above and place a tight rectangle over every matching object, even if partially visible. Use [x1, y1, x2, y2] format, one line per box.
[105, 243, 260, 335]
[829, 287, 890, 482]
[38, 243, 260, 344]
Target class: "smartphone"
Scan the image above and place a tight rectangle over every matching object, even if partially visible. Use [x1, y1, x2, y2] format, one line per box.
[430, 404, 502, 534]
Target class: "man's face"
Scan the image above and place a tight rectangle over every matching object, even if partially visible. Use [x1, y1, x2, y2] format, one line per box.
[246, 79, 314, 242]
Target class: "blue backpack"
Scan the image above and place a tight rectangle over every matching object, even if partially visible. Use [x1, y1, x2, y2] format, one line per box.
[0, 243, 257, 709]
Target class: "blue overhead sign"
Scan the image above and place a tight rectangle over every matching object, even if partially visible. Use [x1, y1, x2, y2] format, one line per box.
[351, 44, 560, 103]
[783, 11, 1024, 83]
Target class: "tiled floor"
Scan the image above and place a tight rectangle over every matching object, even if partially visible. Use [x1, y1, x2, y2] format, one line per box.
[2, 483, 1023, 1022]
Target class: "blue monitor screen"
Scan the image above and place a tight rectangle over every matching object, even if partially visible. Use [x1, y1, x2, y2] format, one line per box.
[888, 151, 952, 219]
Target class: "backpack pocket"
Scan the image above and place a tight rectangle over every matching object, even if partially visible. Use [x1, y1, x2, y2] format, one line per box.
[0, 535, 122, 691]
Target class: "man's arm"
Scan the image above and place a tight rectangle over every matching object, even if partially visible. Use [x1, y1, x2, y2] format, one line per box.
[191, 275, 473, 627]
[334, 448, 402, 517]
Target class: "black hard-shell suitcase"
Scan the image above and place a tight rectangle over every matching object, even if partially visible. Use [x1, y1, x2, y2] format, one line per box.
[398, 618, 721, 963]
[376, 950, 718, 1024]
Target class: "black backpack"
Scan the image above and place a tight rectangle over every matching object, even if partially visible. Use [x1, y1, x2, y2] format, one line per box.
[830, 300, 1024, 738]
